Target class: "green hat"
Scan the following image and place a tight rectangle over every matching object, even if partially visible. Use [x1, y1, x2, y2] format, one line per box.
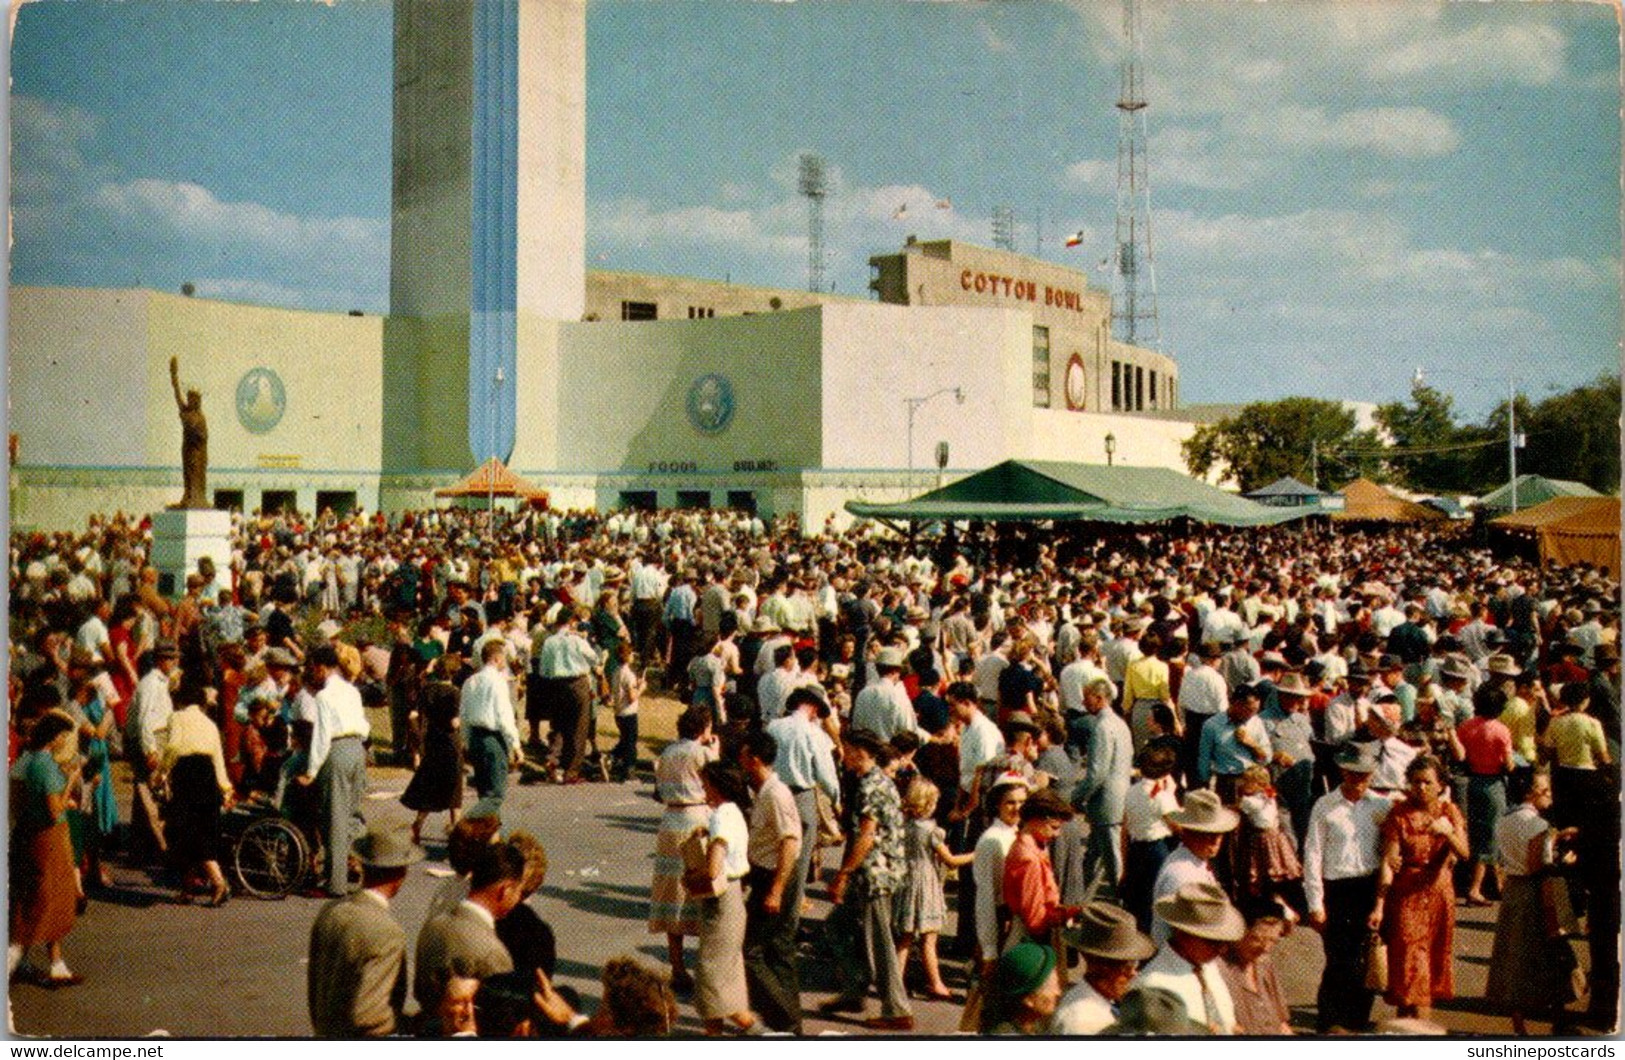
[989, 942, 1057, 1000]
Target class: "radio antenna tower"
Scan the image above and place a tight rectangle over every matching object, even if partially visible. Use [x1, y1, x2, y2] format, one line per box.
[992, 205, 1016, 251]
[798, 153, 828, 293]
[1110, 0, 1163, 352]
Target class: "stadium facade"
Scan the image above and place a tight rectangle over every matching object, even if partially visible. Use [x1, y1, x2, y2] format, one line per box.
[9, 0, 1198, 531]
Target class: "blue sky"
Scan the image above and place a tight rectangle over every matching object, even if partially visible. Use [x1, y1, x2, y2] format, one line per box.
[8, 0, 1620, 418]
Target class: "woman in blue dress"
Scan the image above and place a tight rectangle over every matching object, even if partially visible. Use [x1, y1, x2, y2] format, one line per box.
[68, 657, 118, 889]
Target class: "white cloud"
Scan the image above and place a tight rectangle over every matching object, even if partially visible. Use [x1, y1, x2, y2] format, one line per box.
[1066, 159, 1113, 191]
[1240, 105, 1461, 158]
[1371, 21, 1567, 85]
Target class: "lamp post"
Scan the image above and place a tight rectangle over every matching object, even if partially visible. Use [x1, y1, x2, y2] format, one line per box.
[905, 386, 964, 490]
[1105, 432, 1117, 467]
[489, 365, 505, 513]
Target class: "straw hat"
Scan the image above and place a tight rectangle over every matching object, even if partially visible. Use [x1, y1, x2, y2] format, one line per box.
[1275, 672, 1314, 698]
[1163, 789, 1239, 833]
[1153, 881, 1245, 942]
[1486, 654, 1521, 677]
[874, 647, 907, 670]
[1334, 741, 1381, 773]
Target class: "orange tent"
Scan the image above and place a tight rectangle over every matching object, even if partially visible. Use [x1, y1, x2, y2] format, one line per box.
[1332, 478, 1447, 524]
[1491, 496, 1621, 574]
[434, 457, 550, 506]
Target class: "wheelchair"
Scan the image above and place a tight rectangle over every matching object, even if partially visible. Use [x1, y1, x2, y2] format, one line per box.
[221, 800, 316, 899]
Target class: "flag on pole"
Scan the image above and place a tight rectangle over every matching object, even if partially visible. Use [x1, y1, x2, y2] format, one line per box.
[1064, 230, 1086, 248]
[935, 198, 952, 210]
[892, 203, 909, 220]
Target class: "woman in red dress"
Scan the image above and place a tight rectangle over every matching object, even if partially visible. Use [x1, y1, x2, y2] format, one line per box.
[1369, 755, 1469, 1019]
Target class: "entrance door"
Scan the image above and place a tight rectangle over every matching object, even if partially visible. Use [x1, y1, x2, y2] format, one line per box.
[619, 490, 657, 511]
[316, 490, 357, 516]
[260, 490, 297, 515]
[212, 489, 245, 512]
[676, 490, 710, 510]
[726, 490, 757, 515]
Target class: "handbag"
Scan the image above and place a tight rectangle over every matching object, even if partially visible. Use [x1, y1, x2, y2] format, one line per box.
[1362, 930, 1388, 993]
[1540, 874, 1582, 937]
[678, 827, 723, 899]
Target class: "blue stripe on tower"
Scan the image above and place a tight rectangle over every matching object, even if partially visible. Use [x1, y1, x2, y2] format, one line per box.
[468, 0, 520, 464]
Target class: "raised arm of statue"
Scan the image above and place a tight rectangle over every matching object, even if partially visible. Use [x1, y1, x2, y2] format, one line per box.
[170, 356, 185, 412]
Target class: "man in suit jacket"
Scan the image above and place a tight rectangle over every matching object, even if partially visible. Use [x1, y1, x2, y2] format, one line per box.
[1073, 677, 1133, 890]
[414, 839, 526, 1028]
[307, 826, 425, 1037]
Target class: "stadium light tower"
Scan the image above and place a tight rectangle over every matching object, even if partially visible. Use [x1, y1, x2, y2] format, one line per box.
[1109, 0, 1163, 353]
[798, 153, 828, 293]
[992, 205, 1016, 251]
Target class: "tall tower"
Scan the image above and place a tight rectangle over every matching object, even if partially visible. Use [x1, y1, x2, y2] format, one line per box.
[991, 205, 1016, 251]
[1109, 0, 1162, 352]
[798, 154, 828, 293]
[389, 0, 585, 467]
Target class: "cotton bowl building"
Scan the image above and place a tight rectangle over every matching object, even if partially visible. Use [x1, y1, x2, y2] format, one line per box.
[8, 0, 1196, 531]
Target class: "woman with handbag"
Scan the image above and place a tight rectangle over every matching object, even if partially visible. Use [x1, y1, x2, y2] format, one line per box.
[1486, 770, 1580, 1034]
[688, 760, 761, 1035]
[1368, 755, 1468, 1019]
[648, 706, 718, 993]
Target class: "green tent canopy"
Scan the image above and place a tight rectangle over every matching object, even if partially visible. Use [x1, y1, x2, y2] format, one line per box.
[844, 460, 1308, 527]
[1477, 475, 1601, 514]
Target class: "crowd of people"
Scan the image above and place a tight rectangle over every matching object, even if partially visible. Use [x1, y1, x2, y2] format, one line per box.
[7, 502, 1620, 1037]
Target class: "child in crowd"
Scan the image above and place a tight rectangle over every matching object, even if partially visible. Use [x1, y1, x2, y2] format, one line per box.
[610, 643, 644, 782]
[1120, 745, 1181, 931]
[1235, 764, 1304, 913]
[894, 778, 974, 1000]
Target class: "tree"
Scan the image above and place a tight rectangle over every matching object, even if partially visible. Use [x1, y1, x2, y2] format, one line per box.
[1182, 397, 1383, 493]
[1520, 375, 1621, 494]
[1374, 383, 1495, 494]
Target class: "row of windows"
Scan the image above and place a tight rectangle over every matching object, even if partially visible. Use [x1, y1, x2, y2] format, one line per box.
[1032, 325, 1052, 407]
[1110, 361, 1174, 411]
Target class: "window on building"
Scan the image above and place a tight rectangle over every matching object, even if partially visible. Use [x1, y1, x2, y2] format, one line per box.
[1111, 361, 1122, 411]
[1150, 372, 1158, 408]
[620, 300, 657, 321]
[1134, 366, 1145, 411]
[260, 490, 297, 515]
[1032, 326, 1051, 408]
[687, 306, 715, 319]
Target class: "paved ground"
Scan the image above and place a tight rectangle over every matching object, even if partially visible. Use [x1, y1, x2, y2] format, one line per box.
[8, 694, 1609, 1038]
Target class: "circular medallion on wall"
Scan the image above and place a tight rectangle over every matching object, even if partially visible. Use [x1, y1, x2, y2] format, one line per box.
[686, 373, 735, 434]
[235, 367, 287, 434]
[1064, 354, 1088, 411]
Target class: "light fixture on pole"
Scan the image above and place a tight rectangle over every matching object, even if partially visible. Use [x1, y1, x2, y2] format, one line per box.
[489, 365, 506, 513]
[905, 386, 965, 490]
[1105, 432, 1117, 467]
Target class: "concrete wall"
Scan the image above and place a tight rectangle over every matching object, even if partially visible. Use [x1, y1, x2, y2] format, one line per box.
[554, 308, 824, 473]
[1024, 408, 1202, 479]
[583, 270, 859, 324]
[516, 0, 585, 321]
[9, 287, 152, 467]
[818, 302, 1032, 472]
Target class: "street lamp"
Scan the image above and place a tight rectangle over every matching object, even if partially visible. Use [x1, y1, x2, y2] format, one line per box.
[905, 386, 965, 489]
[489, 365, 506, 513]
[1105, 432, 1117, 467]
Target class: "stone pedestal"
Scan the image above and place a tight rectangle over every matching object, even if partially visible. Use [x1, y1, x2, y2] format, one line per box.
[149, 508, 232, 599]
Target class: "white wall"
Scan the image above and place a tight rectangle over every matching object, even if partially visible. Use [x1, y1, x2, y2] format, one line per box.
[818, 303, 1032, 472]
[1024, 408, 1203, 478]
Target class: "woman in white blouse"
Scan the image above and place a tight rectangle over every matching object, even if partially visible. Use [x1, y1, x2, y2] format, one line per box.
[692, 760, 760, 1035]
[158, 682, 235, 906]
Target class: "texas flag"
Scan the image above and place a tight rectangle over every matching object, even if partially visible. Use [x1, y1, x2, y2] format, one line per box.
[1064, 230, 1086, 248]
[892, 203, 909, 220]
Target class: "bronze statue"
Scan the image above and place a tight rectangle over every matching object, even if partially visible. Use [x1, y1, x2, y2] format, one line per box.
[169, 356, 209, 509]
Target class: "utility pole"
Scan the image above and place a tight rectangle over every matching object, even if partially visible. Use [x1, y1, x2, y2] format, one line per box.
[1311, 439, 1319, 489]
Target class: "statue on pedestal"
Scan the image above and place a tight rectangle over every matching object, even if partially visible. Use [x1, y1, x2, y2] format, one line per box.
[169, 356, 210, 509]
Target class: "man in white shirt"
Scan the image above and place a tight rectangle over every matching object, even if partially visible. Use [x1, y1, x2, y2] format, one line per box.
[1178, 641, 1229, 782]
[126, 640, 181, 859]
[300, 644, 372, 896]
[755, 644, 806, 725]
[949, 682, 1005, 814]
[1058, 631, 1115, 716]
[1052, 902, 1156, 1035]
[460, 639, 523, 808]
[850, 648, 921, 742]
[1150, 790, 1237, 945]
[1302, 741, 1389, 1034]
[1133, 882, 1244, 1034]
[768, 685, 840, 924]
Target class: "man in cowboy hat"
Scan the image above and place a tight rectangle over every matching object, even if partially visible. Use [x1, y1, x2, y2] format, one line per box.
[1134, 881, 1244, 1034]
[1053, 902, 1158, 1034]
[307, 825, 425, 1037]
[1302, 741, 1390, 1034]
[1150, 790, 1238, 944]
[1261, 670, 1316, 851]
[850, 646, 921, 742]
